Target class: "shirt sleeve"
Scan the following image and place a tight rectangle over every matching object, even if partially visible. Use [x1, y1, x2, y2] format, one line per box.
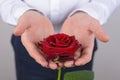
[0, 0, 35, 26]
[69, 0, 120, 25]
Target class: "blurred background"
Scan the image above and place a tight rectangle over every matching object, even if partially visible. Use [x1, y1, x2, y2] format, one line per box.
[0, 6, 120, 80]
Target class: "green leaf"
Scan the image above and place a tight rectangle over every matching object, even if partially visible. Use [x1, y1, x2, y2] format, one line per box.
[64, 70, 94, 80]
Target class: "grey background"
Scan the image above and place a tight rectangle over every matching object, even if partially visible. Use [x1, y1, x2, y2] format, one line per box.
[0, 6, 120, 80]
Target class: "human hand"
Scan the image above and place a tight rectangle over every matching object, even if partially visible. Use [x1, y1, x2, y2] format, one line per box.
[60, 12, 109, 67]
[13, 10, 60, 69]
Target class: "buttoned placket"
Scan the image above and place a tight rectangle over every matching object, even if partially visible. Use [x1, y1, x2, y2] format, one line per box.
[50, 0, 60, 23]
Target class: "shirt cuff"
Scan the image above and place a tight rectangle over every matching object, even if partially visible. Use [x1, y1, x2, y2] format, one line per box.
[12, 2, 45, 25]
[68, 8, 98, 21]
[68, 2, 110, 25]
[13, 7, 32, 22]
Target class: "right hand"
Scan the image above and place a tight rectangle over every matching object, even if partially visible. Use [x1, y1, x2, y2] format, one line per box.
[13, 10, 60, 69]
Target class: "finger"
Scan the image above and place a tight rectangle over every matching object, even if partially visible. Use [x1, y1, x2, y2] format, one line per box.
[21, 36, 48, 67]
[57, 62, 64, 68]
[64, 60, 74, 68]
[75, 47, 93, 66]
[48, 61, 58, 70]
[13, 19, 29, 36]
[60, 18, 72, 34]
[89, 24, 110, 42]
[74, 48, 81, 60]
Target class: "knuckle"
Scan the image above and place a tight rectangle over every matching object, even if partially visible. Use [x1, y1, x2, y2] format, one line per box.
[86, 56, 92, 63]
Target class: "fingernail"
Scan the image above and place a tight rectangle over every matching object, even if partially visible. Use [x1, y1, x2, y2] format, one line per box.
[75, 61, 80, 66]
[36, 60, 48, 68]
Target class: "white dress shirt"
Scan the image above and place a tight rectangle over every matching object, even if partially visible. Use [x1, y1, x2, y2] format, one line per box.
[0, 0, 120, 27]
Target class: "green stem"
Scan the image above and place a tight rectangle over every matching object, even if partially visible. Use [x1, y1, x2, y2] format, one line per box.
[57, 68, 62, 80]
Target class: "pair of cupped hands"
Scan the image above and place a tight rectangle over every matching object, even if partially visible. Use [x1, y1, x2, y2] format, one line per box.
[13, 10, 109, 70]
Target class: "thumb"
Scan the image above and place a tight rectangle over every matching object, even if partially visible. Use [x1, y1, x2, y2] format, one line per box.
[89, 25, 110, 42]
[13, 20, 28, 36]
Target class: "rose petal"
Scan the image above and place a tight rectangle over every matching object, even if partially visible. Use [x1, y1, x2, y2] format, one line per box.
[38, 33, 81, 61]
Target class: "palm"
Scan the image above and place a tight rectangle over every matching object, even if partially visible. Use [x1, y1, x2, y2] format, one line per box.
[21, 22, 54, 66]
[21, 20, 54, 43]
[60, 12, 109, 67]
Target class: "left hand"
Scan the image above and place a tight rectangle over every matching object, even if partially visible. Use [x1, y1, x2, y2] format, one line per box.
[60, 12, 109, 67]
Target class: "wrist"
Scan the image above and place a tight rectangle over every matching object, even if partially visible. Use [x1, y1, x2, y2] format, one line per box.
[18, 9, 44, 22]
[25, 9, 44, 16]
[70, 11, 88, 17]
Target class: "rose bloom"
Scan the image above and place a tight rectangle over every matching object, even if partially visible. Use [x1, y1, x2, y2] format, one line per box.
[37, 33, 81, 62]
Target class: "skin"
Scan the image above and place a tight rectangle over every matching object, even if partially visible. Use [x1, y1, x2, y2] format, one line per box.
[60, 11, 109, 67]
[13, 10, 109, 69]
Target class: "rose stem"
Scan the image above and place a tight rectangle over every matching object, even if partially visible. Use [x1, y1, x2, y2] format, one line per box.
[57, 68, 62, 80]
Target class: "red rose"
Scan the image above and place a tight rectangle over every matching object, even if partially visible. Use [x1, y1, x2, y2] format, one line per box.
[37, 33, 81, 62]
